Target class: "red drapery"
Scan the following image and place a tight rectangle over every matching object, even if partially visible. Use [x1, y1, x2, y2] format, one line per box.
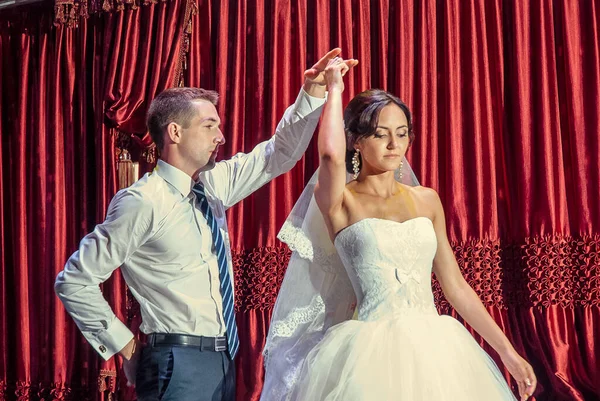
[1, 1, 599, 400]
[184, 2, 600, 400]
[1, 1, 197, 399]
[0, 6, 99, 400]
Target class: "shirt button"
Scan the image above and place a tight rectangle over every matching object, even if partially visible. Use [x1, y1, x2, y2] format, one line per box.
[99, 345, 107, 353]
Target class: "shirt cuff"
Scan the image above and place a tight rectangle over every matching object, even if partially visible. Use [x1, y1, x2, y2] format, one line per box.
[84, 317, 134, 361]
[295, 88, 327, 118]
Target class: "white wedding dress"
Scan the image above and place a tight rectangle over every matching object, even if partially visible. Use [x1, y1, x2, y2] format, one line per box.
[287, 216, 518, 401]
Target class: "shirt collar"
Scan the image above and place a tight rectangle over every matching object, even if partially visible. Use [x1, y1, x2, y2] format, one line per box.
[155, 159, 195, 198]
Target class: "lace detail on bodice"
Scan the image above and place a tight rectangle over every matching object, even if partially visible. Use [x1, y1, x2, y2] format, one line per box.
[334, 217, 439, 321]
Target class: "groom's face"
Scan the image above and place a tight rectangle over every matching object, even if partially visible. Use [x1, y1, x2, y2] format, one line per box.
[178, 100, 225, 172]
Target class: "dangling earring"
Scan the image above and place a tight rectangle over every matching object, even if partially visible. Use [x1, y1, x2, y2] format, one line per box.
[352, 149, 361, 179]
[399, 159, 404, 180]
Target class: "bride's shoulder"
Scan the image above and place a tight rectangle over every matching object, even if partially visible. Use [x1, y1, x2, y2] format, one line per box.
[402, 184, 436, 196]
[406, 185, 442, 207]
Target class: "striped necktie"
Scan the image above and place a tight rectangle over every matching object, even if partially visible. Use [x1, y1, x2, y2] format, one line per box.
[192, 183, 239, 359]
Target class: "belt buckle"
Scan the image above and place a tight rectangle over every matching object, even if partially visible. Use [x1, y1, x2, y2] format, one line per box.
[214, 337, 227, 352]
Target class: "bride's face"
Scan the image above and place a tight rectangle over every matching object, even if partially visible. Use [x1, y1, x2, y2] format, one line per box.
[355, 104, 409, 174]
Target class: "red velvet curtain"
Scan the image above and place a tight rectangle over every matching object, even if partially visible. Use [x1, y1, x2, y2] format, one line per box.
[0, 6, 100, 399]
[0, 1, 196, 399]
[184, 2, 600, 401]
[1, 1, 599, 401]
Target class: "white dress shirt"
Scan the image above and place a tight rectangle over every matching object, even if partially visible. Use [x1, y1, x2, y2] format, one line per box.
[55, 89, 325, 360]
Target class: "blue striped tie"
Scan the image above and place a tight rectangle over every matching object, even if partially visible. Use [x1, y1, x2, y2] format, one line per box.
[193, 183, 239, 359]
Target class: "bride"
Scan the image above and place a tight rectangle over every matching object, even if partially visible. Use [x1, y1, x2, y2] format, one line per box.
[260, 57, 537, 401]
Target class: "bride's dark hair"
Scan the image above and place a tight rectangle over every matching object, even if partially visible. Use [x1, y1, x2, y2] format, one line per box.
[344, 89, 414, 174]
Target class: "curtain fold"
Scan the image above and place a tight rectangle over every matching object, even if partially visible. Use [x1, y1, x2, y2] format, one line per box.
[1, 5, 99, 399]
[1, 0, 195, 399]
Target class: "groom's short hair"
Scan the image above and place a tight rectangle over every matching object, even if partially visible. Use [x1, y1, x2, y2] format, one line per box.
[147, 87, 220, 150]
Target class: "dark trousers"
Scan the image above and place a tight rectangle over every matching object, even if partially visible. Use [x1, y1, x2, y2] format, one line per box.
[135, 344, 236, 401]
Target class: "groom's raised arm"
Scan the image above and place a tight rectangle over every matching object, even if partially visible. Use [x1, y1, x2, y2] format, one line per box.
[201, 49, 358, 209]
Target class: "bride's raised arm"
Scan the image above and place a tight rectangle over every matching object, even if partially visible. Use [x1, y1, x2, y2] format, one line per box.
[314, 58, 356, 230]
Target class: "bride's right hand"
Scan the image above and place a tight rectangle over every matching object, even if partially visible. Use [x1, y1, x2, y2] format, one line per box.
[324, 57, 351, 92]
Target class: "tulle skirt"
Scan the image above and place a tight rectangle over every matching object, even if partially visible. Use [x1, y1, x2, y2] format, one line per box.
[289, 311, 518, 401]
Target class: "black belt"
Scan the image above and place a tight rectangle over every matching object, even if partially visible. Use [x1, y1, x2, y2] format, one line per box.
[148, 333, 228, 352]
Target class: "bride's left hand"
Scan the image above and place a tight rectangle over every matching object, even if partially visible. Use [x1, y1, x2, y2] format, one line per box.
[501, 349, 537, 400]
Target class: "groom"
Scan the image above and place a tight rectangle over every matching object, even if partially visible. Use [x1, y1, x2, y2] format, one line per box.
[54, 49, 358, 401]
